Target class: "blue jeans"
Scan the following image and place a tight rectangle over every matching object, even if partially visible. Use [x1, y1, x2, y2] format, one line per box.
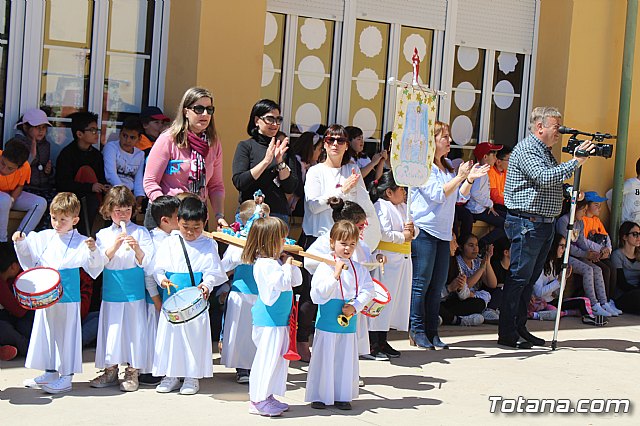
[498, 215, 554, 341]
[82, 311, 100, 347]
[410, 230, 450, 337]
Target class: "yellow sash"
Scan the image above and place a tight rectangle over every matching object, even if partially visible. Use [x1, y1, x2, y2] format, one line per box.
[376, 240, 411, 255]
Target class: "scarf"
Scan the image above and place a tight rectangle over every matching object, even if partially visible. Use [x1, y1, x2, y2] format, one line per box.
[187, 131, 209, 196]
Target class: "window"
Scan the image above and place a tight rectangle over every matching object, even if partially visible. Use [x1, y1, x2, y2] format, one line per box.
[0, 0, 10, 137]
[450, 46, 486, 147]
[261, 12, 286, 105]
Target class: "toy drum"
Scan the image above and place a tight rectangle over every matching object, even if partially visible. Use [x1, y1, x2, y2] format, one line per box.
[162, 286, 208, 324]
[361, 279, 391, 318]
[13, 267, 63, 310]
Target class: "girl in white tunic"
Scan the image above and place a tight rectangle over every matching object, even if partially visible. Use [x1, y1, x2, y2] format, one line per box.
[369, 171, 417, 358]
[305, 221, 374, 409]
[14, 192, 104, 394]
[152, 197, 228, 395]
[244, 217, 302, 417]
[91, 186, 154, 392]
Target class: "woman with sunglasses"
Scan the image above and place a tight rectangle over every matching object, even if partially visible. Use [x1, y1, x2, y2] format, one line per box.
[231, 99, 298, 225]
[143, 87, 226, 229]
[610, 221, 640, 314]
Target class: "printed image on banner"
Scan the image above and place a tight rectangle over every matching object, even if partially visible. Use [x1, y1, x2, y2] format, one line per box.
[390, 87, 436, 187]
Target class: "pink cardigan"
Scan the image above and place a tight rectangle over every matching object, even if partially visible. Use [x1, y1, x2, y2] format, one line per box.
[143, 131, 225, 202]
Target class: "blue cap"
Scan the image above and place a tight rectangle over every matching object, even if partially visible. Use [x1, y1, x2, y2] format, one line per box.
[584, 191, 607, 202]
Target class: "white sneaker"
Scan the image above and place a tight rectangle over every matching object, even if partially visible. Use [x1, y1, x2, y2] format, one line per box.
[41, 375, 72, 394]
[24, 371, 59, 388]
[179, 377, 199, 395]
[536, 310, 558, 321]
[592, 303, 612, 317]
[460, 313, 484, 326]
[602, 302, 619, 317]
[482, 308, 500, 321]
[156, 376, 181, 393]
[608, 299, 623, 315]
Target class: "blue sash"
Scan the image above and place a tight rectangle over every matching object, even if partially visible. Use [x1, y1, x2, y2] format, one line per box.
[103, 267, 145, 302]
[59, 268, 81, 303]
[230, 264, 258, 295]
[162, 272, 203, 302]
[316, 299, 357, 334]
[252, 290, 292, 327]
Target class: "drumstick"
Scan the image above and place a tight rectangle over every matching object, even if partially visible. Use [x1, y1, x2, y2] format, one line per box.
[120, 221, 131, 251]
[295, 250, 348, 270]
[17, 205, 39, 236]
[202, 231, 306, 267]
[165, 281, 178, 295]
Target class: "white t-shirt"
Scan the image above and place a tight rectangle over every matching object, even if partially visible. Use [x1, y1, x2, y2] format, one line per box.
[606, 177, 640, 224]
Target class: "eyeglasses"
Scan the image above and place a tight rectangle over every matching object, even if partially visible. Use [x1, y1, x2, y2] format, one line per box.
[627, 232, 640, 238]
[325, 136, 349, 145]
[83, 127, 101, 135]
[188, 105, 215, 115]
[259, 115, 284, 125]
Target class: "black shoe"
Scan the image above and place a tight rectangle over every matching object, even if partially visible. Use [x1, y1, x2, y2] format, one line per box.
[430, 336, 449, 349]
[138, 373, 162, 386]
[497, 338, 534, 349]
[368, 351, 390, 361]
[311, 401, 326, 409]
[410, 331, 435, 350]
[380, 342, 401, 358]
[334, 401, 352, 410]
[518, 328, 546, 346]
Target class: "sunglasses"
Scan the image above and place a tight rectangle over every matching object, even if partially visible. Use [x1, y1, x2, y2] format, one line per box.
[325, 136, 349, 145]
[188, 105, 215, 115]
[627, 231, 640, 238]
[260, 115, 284, 125]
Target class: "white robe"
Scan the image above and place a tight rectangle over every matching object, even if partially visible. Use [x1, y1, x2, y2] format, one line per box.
[369, 199, 414, 332]
[305, 258, 374, 404]
[14, 229, 104, 376]
[305, 234, 377, 355]
[95, 221, 154, 370]
[220, 244, 257, 370]
[152, 232, 228, 378]
[249, 258, 302, 402]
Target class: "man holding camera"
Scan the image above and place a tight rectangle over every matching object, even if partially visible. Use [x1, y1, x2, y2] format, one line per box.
[498, 106, 594, 349]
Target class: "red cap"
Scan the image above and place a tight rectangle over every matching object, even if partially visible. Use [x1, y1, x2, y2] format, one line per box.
[473, 142, 503, 161]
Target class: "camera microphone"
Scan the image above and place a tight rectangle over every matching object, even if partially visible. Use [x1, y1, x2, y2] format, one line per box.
[558, 126, 615, 139]
[558, 126, 581, 135]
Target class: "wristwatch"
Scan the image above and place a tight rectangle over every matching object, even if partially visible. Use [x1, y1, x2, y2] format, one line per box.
[276, 161, 288, 172]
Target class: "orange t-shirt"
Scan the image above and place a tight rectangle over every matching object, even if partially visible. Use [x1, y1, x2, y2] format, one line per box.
[582, 215, 608, 238]
[488, 165, 506, 206]
[0, 150, 31, 192]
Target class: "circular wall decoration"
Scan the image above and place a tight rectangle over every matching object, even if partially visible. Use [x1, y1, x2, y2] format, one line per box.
[297, 55, 325, 90]
[457, 46, 479, 71]
[403, 34, 427, 64]
[300, 18, 327, 50]
[454, 81, 476, 112]
[451, 115, 473, 145]
[493, 80, 515, 109]
[264, 13, 278, 46]
[497, 52, 518, 74]
[355, 68, 380, 101]
[261, 54, 275, 87]
[295, 103, 322, 133]
[359, 26, 383, 58]
[352, 108, 377, 139]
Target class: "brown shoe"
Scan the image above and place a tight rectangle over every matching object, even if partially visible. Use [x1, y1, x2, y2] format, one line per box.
[296, 341, 311, 363]
[90, 365, 119, 388]
[120, 367, 139, 392]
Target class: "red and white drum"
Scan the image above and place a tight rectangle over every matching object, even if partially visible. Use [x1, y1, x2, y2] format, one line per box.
[361, 279, 391, 318]
[13, 267, 63, 310]
[162, 287, 208, 324]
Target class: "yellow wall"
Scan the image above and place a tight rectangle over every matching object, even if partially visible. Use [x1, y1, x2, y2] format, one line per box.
[164, 0, 268, 221]
[535, 0, 640, 223]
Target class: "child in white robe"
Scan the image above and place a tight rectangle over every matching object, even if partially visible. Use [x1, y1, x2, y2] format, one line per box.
[91, 185, 154, 392]
[152, 196, 228, 395]
[369, 171, 416, 358]
[243, 217, 302, 417]
[14, 192, 104, 394]
[305, 220, 374, 410]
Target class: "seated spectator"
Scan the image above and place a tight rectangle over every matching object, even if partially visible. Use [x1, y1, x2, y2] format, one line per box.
[0, 139, 47, 242]
[453, 233, 499, 322]
[55, 111, 110, 235]
[103, 117, 146, 211]
[582, 191, 612, 248]
[488, 238, 510, 311]
[136, 106, 170, 156]
[345, 125, 386, 186]
[440, 248, 485, 327]
[606, 158, 640, 224]
[531, 234, 600, 325]
[556, 200, 619, 317]
[610, 221, 640, 314]
[488, 146, 511, 215]
[465, 142, 506, 246]
[0, 242, 34, 359]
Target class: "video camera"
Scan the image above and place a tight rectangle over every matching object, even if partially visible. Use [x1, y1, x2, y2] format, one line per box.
[559, 126, 615, 158]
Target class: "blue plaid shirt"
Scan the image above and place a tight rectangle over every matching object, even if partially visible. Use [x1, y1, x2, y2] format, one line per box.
[504, 133, 579, 218]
